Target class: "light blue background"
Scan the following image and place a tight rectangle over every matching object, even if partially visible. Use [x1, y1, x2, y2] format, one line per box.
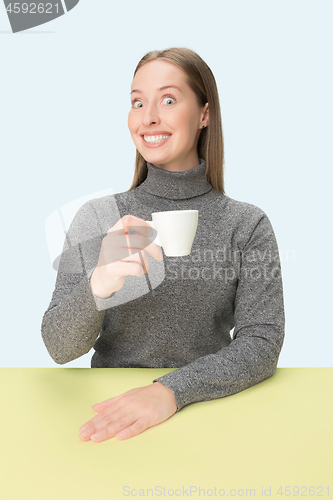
[1, 0, 332, 368]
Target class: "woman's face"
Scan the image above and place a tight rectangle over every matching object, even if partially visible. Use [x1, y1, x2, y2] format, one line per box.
[128, 59, 209, 172]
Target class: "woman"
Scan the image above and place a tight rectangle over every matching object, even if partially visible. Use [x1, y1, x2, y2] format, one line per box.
[41, 47, 285, 443]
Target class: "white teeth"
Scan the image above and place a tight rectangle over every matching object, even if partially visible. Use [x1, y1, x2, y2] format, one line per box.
[144, 135, 170, 143]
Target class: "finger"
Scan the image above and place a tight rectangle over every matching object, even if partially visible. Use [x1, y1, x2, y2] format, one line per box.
[79, 401, 123, 437]
[119, 234, 162, 262]
[79, 414, 107, 436]
[123, 233, 155, 251]
[92, 395, 122, 410]
[112, 251, 149, 275]
[79, 410, 112, 433]
[101, 231, 162, 264]
[80, 411, 119, 439]
[96, 248, 151, 278]
[116, 419, 148, 441]
[123, 231, 149, 258]
[119, 249, 150, 272]
[79, 417, 106, 440]
[108, 216, 153, 236]
[104, 231, 150, 257]
[90, 414, 135, 442]
[141, 241, 163, 261]
[107, 259, 148, 279]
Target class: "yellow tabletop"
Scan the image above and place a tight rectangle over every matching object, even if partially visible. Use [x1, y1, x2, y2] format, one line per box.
[0, 367, 332, 500]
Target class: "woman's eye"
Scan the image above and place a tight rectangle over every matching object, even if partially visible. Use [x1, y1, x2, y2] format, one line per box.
[132, 100, 143, 108]
[131, 96, 176, 108]
[163, 97, 175, 105]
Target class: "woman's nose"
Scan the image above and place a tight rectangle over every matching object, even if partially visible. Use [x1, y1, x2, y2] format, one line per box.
[142, 103, 160, 126]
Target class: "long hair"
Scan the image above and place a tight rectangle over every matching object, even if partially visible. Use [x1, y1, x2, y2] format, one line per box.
[127, 47, 225, 194]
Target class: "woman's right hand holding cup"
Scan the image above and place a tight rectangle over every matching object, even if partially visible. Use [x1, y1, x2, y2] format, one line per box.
[90, 215, 163, 299]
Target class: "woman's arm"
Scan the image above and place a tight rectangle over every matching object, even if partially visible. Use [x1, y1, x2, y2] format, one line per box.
[41, 200, 115, 364]
[152, 213, 285, 411]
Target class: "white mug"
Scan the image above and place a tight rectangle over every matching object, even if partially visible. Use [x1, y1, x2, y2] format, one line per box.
[146, 210, 199, 257]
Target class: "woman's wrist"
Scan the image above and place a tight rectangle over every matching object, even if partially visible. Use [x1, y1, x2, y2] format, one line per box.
[90, 267, 117, 299]
[153, 381, 177, 412]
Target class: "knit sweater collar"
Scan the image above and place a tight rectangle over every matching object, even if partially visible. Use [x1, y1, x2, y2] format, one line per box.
[139, 157, 213, 200]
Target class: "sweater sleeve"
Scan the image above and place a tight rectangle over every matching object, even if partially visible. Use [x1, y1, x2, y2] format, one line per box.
[41, 200, 117, 364]
[152, 212, 285, 412]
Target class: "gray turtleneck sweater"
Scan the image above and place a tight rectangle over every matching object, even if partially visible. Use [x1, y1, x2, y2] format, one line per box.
[41, 159, 285, 412]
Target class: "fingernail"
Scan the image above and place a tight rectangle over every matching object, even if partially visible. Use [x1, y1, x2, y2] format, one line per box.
[80, 431, 90, 438]
[91, 433, 100, 440]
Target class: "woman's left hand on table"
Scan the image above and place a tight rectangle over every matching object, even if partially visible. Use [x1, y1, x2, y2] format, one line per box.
[79, 381, 177, 443]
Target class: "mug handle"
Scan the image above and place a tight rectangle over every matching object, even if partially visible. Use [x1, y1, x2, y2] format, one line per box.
[145, 220, 161, 247]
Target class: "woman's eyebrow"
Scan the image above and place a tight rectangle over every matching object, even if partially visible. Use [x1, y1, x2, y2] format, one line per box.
[130, 85, 183, 95]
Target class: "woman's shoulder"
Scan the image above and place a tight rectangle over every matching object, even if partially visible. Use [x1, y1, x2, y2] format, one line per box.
[68, 190, 132, 236]
[211, 190, 268, 221]
[208, 191, 278, 250]
[76, 189, 133, 213]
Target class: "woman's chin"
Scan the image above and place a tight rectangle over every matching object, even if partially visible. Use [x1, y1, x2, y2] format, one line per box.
[142, 152, 169, 166]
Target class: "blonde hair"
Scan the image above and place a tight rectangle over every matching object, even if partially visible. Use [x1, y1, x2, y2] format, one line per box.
[127, 47, 225, 194]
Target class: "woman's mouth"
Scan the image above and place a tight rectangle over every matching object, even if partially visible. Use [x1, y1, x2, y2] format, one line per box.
[141, 134, 171, 148]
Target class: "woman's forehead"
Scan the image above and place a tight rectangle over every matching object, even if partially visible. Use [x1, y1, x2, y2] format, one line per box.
[132, 60, 187, 90]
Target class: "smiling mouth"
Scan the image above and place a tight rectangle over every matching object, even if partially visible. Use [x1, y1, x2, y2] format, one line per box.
[142, 134, 171, 144]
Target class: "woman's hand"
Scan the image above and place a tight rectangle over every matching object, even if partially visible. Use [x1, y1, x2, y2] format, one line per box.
[90, 214, 163, 299]
[79, 382, 177, 443]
